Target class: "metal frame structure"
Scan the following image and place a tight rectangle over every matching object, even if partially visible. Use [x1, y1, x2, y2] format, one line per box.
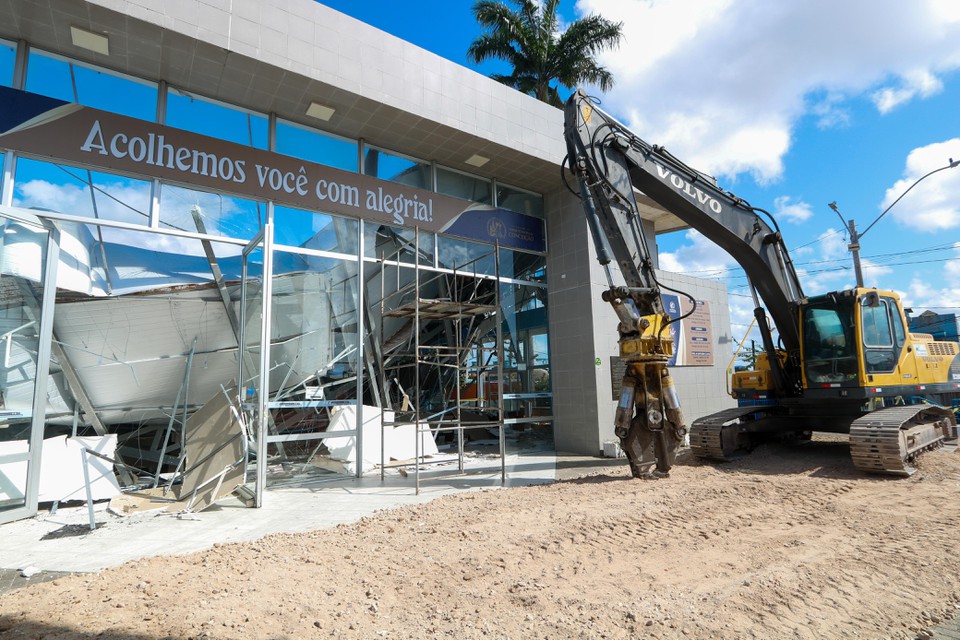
[377, 229, 505, 493]
[0, 207, 60, 524]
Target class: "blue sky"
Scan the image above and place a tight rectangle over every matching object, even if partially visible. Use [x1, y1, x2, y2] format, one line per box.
[319, 0, 960, 344]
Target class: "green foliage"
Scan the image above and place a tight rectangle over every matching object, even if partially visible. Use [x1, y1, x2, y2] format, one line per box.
[467, 0, 623, 107]
[735, 343, 759, 371]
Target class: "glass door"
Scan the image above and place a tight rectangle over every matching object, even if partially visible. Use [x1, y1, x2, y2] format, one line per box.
[0, 209, 59, 524]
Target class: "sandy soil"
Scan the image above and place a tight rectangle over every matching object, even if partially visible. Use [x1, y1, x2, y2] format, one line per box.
[2, 438, 960, 640]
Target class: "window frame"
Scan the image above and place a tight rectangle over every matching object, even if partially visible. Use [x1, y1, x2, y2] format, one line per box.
[435, 163, 493, 205]
[275, 117, 360, 173]
[163, 85, 270, 149]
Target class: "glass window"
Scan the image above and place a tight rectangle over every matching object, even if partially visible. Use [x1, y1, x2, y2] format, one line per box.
[890, 300, 906, 344]
[40, 224, 252, 435]
[93, 223, 244, 294]
[274, 205, 358, 255]
[362, 146, 431, 190]
[364, 223, 434, 266]
[802, 303, 858, 384]
[165, 88, 268, 149]
[437, 236, 496, 274]
[499, 281, 552, 430]
[260, 245, 361, 484]
[861, 300, 893, 347]
[25, 49, 157, 121]
[0, 40, 15, 87]
[860, 296, 899, 373]
[276, 120, 358, 172]
[159, 182, 264, 240]
[499, 248, 546, 283]
[497, 183, 543, 218]
[436, 166, 491, 204]
[14, 156, 151, 225]
[270, 250, 360, 397]
[0, 217, 49, 444]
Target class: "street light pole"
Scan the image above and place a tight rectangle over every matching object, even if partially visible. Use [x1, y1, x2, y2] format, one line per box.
[828, 157, 959, 288]
[829, 202, 864, 287]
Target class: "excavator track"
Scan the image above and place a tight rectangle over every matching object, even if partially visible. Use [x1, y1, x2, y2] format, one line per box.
[690, 406, 772, 460]
[849, 404, 954, 477]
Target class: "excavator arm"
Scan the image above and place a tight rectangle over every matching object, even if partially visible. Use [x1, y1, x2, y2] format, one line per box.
[564, 91, 807, 475]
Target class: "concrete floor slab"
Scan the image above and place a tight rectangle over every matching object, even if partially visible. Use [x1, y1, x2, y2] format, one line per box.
[0, 452, 557, 576]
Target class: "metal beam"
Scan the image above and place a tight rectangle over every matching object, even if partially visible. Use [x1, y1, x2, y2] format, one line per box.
[49, 341, 107, 436]
[191, 206, 242, 336]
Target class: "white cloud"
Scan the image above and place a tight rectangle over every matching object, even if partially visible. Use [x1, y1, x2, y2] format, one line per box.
[872, 69, 944, 114]
[901, 244, 960, 311]
[809, 92, 851, 129]
[772, 195, 813, 223]
[727, 295, 762, 345]
[882, 138, 960, 231]
[859, 259, 894, 286]
[15, 178, 150, 224]
[13, 178, 246, 259]
[575, 0, 960, 181]
[816, 227, 849, 260]
[945, 242, 960, 279]
[903, 276, 960, 313]
[658, 229, 738, 276]
[792, 227, 893, 292]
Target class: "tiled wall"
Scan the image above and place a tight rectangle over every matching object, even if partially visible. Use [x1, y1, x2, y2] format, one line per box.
[106, 0, 566, 164]
[544, 187, 602, 454]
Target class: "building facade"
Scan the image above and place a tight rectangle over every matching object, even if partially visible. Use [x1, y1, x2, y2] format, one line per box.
[909, 310, 960, 343]
[0, 0, 733, 523]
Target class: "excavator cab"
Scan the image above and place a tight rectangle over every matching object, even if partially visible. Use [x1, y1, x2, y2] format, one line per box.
[858, 291, 907, 377]
[736, 288, 923, 396]
[800, 288, 960, 394]
[801, 292, 858, 387]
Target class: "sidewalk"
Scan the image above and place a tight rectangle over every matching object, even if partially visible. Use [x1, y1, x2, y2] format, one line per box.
[0, 451, 557, 578]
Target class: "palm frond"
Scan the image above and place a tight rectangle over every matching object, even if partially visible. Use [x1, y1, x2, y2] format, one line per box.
[468, 0, 623, 104]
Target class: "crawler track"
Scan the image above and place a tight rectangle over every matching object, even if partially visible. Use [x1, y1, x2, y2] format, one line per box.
[849, 404, 953, 476]
[690, 406, 769, 460]
[693, 402, 955, 476]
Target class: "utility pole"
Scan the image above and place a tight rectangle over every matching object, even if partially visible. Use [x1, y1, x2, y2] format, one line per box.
[828, 158, 959, 288]
[828, 202, 864, 288]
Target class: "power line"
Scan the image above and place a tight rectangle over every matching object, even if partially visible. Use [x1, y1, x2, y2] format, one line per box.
[789, 227, 843, 252]
[674, 251, 960, 285]
[860, 159, 960, 238]
[672, 239, 960, 278]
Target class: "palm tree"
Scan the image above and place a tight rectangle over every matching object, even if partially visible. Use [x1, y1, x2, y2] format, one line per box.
[467, 0, 623, 107]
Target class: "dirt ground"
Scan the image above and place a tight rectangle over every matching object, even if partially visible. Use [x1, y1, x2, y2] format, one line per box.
[2, 437, 960, 640]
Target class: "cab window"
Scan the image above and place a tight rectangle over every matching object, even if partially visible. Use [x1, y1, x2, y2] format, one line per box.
[861, 300, 893, 347]
[890, 302, 906, 345]
[860, 297, 897, 373]
[802, 303, 858, 384]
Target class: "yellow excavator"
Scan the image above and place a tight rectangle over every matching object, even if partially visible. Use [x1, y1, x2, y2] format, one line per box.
[564, 90, 958, 477]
